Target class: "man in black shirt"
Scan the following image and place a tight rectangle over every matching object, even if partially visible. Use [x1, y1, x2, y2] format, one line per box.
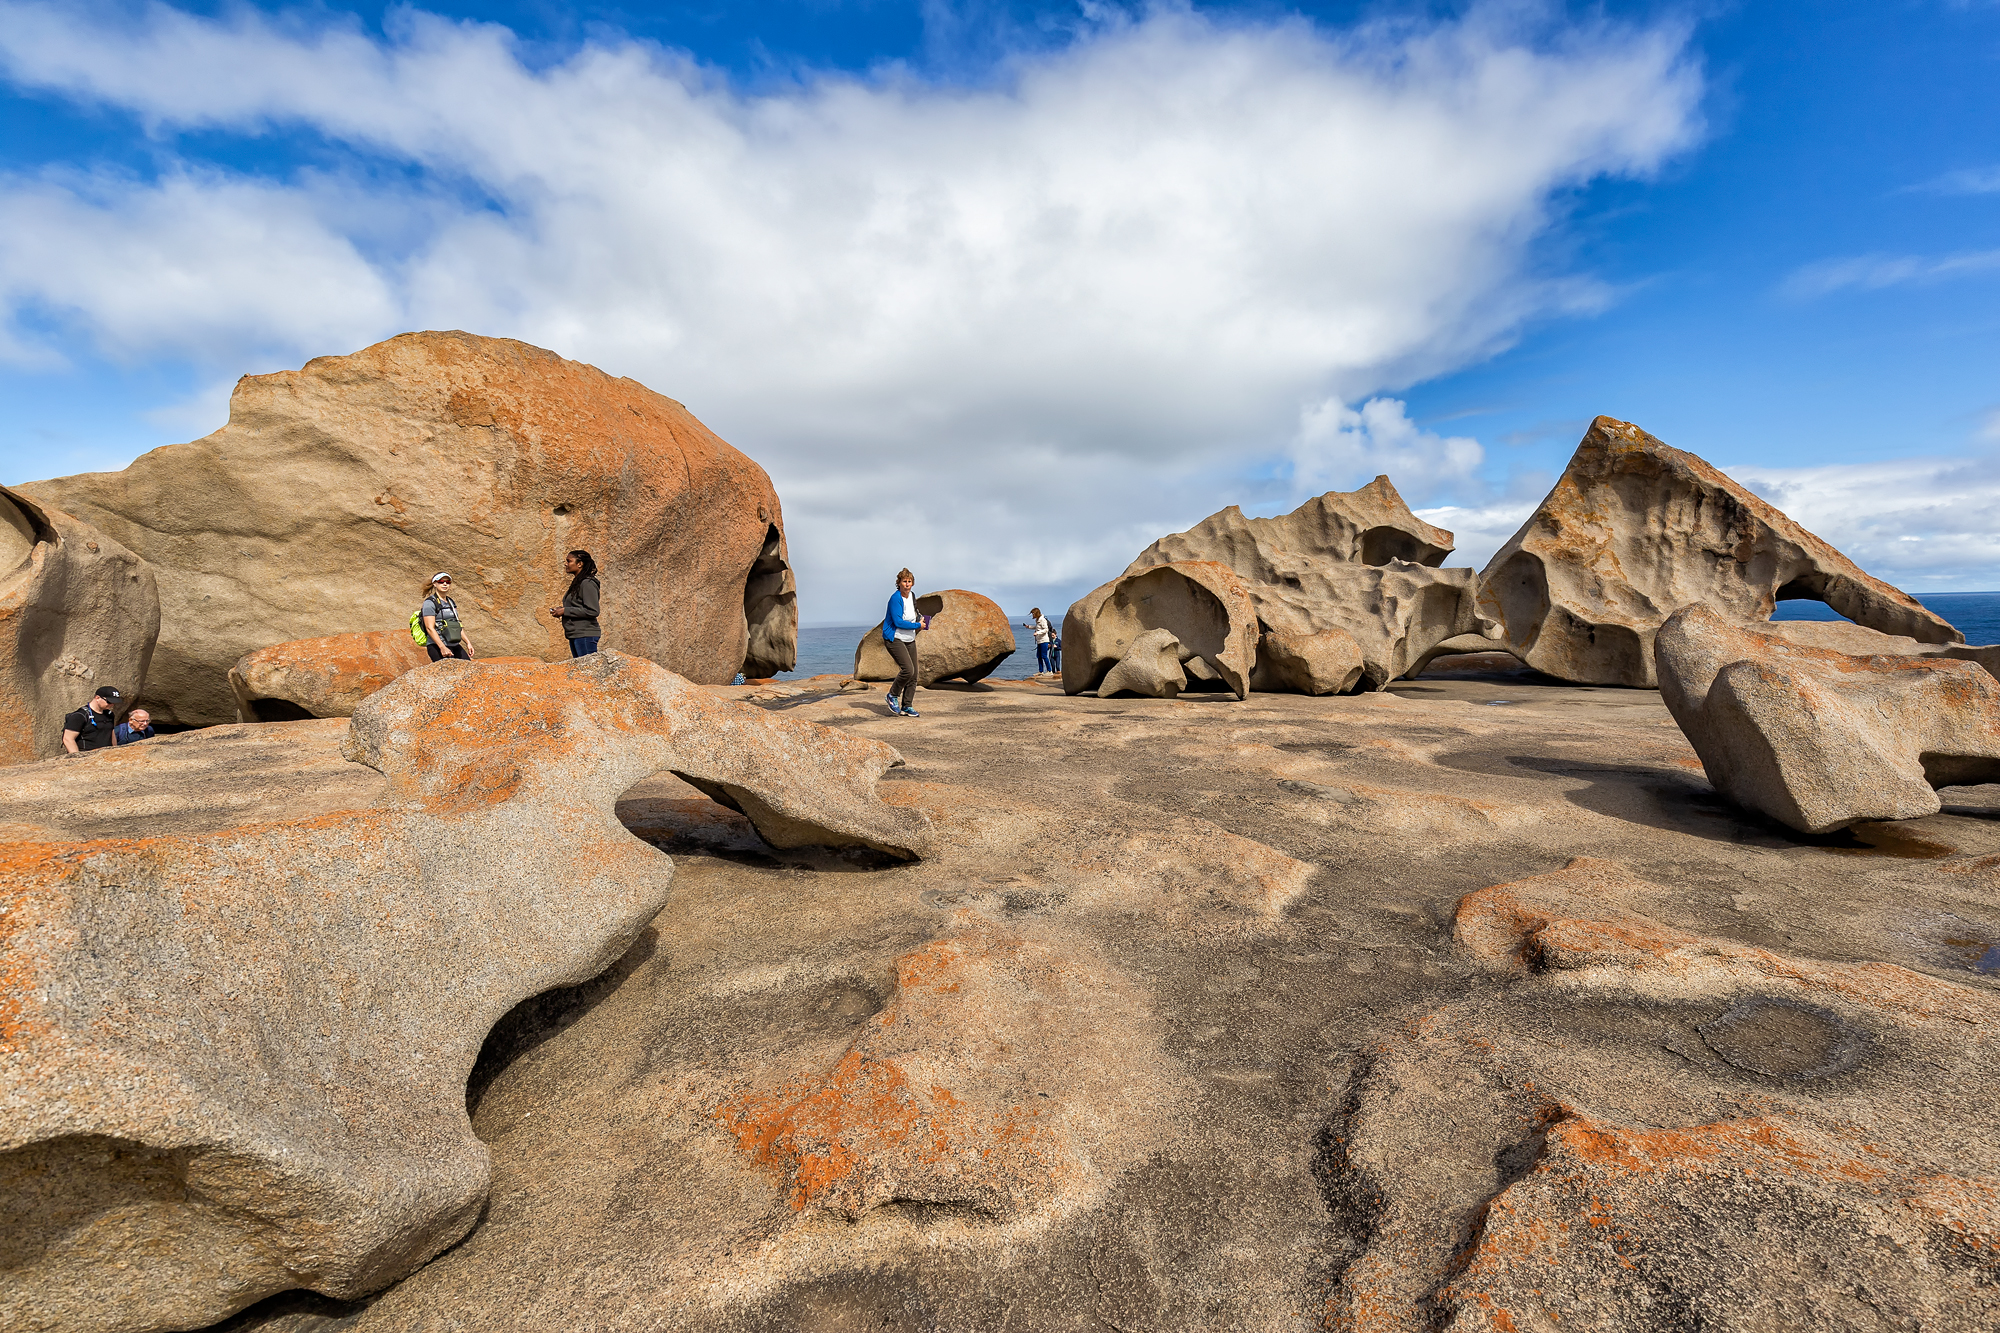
[62, 686, 123, 754]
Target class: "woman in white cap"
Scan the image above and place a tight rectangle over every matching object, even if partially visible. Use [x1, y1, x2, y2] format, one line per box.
[420, 573, 476, 661]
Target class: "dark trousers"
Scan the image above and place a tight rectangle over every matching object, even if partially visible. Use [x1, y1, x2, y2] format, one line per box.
[1036, 641, 1053, 672]
[426, 642, 472, 662]
[886, 637, 919, 707]
[569, 636, 600, 657]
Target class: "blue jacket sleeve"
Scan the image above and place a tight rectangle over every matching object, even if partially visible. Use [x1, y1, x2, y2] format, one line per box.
[883, 594, 923, 639]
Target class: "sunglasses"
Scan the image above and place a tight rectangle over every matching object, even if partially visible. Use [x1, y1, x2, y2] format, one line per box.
[435, 578, 453, 586]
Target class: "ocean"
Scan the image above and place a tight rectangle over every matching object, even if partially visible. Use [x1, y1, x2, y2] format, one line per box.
[1770, 592, 2000, 645]
[759, 619, 1053, 682]
[753, 592, 2000, 682]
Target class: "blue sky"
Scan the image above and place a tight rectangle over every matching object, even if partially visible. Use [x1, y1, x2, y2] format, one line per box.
[3, 1, 1998, 621]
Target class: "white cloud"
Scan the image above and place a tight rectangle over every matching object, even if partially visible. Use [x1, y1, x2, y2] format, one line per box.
[1780, 248, 2000, 299]
[0, 0, 1704, 618]
[1910, 164, 2000, 195]
[1293, 396, 1483, 501]
[1730, 455, 2000, 592]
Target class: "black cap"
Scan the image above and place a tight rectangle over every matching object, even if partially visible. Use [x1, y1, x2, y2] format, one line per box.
[94, 686, 122, 701]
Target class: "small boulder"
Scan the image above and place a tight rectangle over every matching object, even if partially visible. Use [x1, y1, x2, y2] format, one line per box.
[228, 630, 432, 722]
[0, 485, 159, 763]
[1480, 417, 1957, 687]
[1655, 604, 2000, 833]
[1063, 561, 1258, 700]
[1098, 628, 1188, 698]
[0, 651, 930, 1333]
[852, 588, 1016, 687]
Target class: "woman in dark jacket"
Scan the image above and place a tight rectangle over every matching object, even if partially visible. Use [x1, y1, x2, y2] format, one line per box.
[550, 549, 601, 656]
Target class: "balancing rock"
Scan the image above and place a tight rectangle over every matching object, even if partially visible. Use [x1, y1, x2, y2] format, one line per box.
[0, 651, 928, 1333]
[1480, 416, 1956, 688]
[1098, 627, 1188, 699]
[20, 331, 797, 725]
[1655, 604, 2000, 833]
[0, 485, 159, 763]
[1063, 561, 1258, 699]
[852, 588, 1016, 687]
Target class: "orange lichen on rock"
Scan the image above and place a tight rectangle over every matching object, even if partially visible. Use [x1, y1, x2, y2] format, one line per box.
[21, 331, 796, 725]
[228, 630, 432, 721]
[715, 931, 1183, 1227]
[1454, 857, 1989, 1024]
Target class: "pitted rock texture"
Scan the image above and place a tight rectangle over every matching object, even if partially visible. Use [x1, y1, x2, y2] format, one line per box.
[715, 930, 1180, 1225]
[51, 661, 2000, 1333]
[1250, 560, 1499, 691]
[228, 631, 430, 722]
[1656, 604, 2000, 833]
[1126, 476, 1452, 575]
[1101, 481, 1491, 695]
[21, 331, 796, 725]
[1478, 416, 1957, 687]
[1062, 561, 1257, 699]
[0, 652, 927, 1333]
[0, 486, 159, 763]
[1097, 627, 1187, 698]
[1313, 856, 2000, 1333]
[853, 589, 1016, 687]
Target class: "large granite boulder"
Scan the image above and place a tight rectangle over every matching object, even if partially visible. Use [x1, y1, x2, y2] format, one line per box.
[1654, 604, 2000, 833]
[0, 485, 159, 763]
[1126, 475, 1452, 576]
[0, 651, 929, 1333]
[852, 589, 1015, 687]
[20, 331, 797, 726]
[228, 630, 431, 722]
[1062, 561, 1258, 699]
[1479, 416, 1957, 687]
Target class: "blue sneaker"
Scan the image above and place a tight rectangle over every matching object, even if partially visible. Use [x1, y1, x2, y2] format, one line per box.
[885, 692, 902, 715]
[902, 704, 921, 717]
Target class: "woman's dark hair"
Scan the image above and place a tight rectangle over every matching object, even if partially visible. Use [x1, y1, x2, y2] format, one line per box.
[567, 549, 598, 596]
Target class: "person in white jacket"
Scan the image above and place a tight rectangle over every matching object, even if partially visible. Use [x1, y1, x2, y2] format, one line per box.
[1024, 608, 1053, 674]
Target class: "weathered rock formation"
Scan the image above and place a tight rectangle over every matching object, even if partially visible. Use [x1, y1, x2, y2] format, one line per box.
[0, 485, 159, 763]
[852, 589, 1016, 687]
[1655, 604, 2000, 833]
[1097, 627, 1187, 699]
[1126, 475, 1451, 575]
[20, 331, 797, 726]
[228, 630, 431, 722]
[1479, 416, 1958, 687]
[1062, 561, 1258, 699]
[1082, 479, 1494, 695]
[165, 661, 1998, 1332]
[0, 652, 928, 1333]
[1329, 857, 2000, 1332]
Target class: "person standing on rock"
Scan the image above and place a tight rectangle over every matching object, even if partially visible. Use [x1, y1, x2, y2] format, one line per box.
[61, 685, 122, 754]
[420, 574, 476, 662]
[882, 568, 930, 717]
[114, 708, 156, 744]
[549, 549, 601, 657]
[1025, 607, 1053, 674]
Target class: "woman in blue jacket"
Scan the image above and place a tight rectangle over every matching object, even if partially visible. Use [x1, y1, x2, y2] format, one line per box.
[882, 568, 930, 716]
